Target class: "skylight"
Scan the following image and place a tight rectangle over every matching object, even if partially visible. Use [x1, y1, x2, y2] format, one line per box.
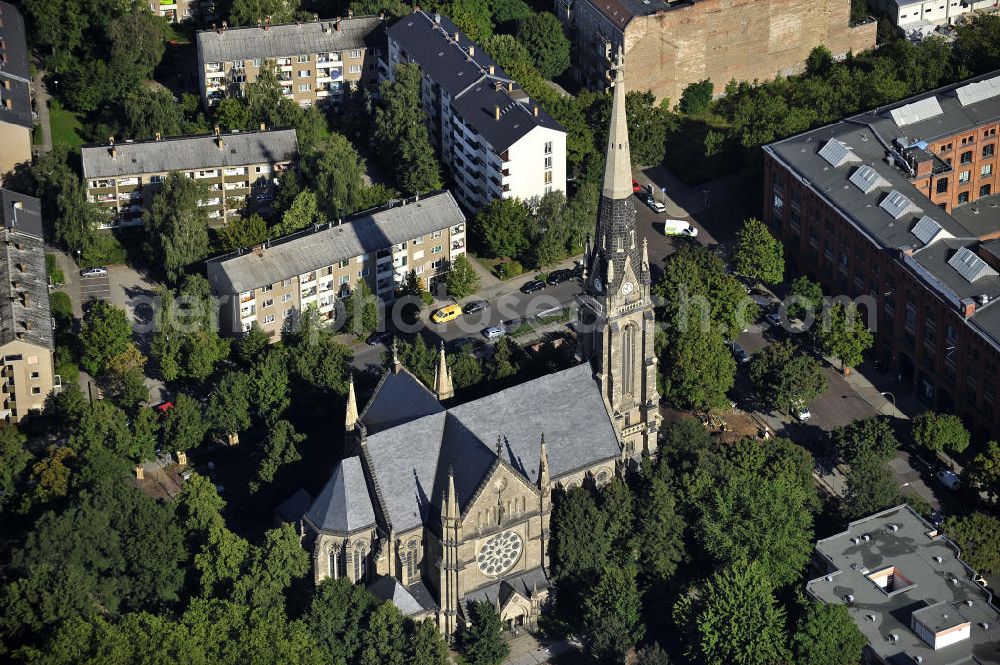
[956, 75, 1000, 107]
[911, 215, 947, 245]
[948, 246, 998, 283]
[819, 139, 861, 168]
[880, 190, 921, 220]
[849, 165, 890, 194]
[889, 96, 943, 127]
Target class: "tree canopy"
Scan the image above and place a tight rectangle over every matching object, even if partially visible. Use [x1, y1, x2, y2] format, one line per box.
[912, 411, 971, 455]
[732, 218, 784, 285]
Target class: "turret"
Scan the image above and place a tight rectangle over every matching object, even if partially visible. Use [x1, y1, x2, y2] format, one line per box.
[434, 342, 454, 401]
[345, 372, 359, 431]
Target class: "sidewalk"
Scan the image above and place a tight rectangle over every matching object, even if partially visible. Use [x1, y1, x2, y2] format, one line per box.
[32, 67, 53, 155]
[501, 631, 576, 665]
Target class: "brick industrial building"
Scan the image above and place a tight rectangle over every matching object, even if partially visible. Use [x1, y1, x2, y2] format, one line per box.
[763, 72, 1000, 443]
[556, 0, 875, 105]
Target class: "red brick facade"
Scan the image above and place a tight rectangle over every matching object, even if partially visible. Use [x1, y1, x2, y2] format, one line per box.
[912, 123, 1000, 215]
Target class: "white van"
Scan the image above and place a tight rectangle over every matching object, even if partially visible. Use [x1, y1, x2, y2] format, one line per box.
[662, 219, 698, 237]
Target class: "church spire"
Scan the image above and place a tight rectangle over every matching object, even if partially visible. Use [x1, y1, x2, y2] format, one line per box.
[434, 341, 454, 401]
[345, 372, 358, 430]
[444, 466, 458, 520]
[538, 433, 550, 490]
[391, 339, 402, 374]
[602, 48, 633, 201]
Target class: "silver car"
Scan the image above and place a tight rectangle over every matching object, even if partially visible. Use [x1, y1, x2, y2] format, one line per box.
[481, 326, 504, 340]
[80, 267, 108, 278]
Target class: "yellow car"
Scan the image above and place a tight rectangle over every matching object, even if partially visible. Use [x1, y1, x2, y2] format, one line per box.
[431, 304, 462, 324]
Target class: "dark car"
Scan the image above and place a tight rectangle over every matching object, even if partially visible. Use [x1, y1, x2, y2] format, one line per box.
[927, 511, 945, 529]
[547, 270, 570, 285]
[462, 300, 489, 315]
[366, 331, 393, 346]
[520, 280, 546, 294]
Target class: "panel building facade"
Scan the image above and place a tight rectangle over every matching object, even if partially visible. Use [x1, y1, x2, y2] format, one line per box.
[206, 191, 466, 336]
[81, 128, 298, 229]
[382, 11, 567, 211]
[195, 16, 383, 108]
[0, 2, 33, 178]
[763, 71, 1000, 443]
[557, 0, 875, 105]
[0, 190, 58, 422]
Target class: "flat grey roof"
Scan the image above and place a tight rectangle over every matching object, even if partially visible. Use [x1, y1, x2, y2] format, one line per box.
[206, 191, 464, 294]
[0, 2, 32, 130]
[387, 11, 564, 152]
[806, 505, 1000, 665]
[764, 69, 1000, 354]
[81, 129, 299, 179]
[0, 195, 53, 350]
[196, 16, 382, 64]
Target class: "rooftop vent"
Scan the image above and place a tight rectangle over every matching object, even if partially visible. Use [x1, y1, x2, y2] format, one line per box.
[911, 215, 950, 245]
[819, 139, 862, 168]
[849, 165, 890, 194]
[949, 246, 998, 283]
[880, 190, 922, 220]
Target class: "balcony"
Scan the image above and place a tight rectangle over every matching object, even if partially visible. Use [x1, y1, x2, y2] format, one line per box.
[224, 168, 246, 176]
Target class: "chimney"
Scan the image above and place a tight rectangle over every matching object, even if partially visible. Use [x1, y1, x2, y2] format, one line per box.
[495, 105, 500, 121]
[216, 136, 225, 150]
[380, 11, 385, 20]
[22, 293, 29, 307]
[264, 15, 271, 29]
[961, 297, 976, 319]
[335, 16, 341, 31]
[414, 4, 420, 13]
[454, 31, 459, 41]
[488, 64, 494, 75]
[468, 45, 474, 57]
[221, 21, 227, 32]
[110, 146, 118, 159]
[347, 8, 353, 17]
[214, 126, 220, 136]
[433, 12, 439, 23]
[507, 81, 513, 92]
[533, 105, 538, 117]
[260, 122, 266, 131]
[155, 132, 161, 141]
[314, 13, 319, 20]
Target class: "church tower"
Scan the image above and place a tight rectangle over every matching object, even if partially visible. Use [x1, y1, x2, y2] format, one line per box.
[576, 50, 661, 460]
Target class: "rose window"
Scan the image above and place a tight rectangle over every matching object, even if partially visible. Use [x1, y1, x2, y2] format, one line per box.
[477, 531, 523, 577]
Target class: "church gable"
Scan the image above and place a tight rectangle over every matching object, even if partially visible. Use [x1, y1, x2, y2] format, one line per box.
[360, 368, 444, 435]
[461, 457, 539, 530]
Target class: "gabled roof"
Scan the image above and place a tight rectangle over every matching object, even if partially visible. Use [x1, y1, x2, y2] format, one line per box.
[0, 2, 32, 130]
[368, 576, 436, 615]
[196, 16, 382, 64]
[360, 367, 445, 435]
[819, 139, 861, 168]
[304, 456, 376, 534]
[0, 191, 52, 350]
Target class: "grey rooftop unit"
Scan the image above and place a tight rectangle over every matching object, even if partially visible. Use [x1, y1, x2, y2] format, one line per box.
[880, 190, 921, 220]
[955, 75, 1000, 107]
[850, 164, 891, 194]
[819, 139, 861, 168]
[948, 246, 998, 283]
[889, 96, 943, 127]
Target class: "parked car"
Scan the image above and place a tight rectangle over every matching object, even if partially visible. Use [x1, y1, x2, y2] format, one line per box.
[791, 398, 811, 422]
[728, 341, 751, 363]
[546, 270, 571, 285]
[662, 219, 698, 237]
[927, 511, 945, 528]
[764, 312, 782, 327]
[462, 300, 489, 315]
[431, 304, 462, 324]
[481, 326, 505, 340]
[80, 267, 108, 278]
[936, 469, 961, 490]
[520, 280, 546, 294]
[366, 331, 393, 346]
[645, 196, 667, 213]
[632, 179, 643, 194]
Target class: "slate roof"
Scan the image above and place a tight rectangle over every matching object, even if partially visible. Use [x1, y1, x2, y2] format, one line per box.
[463, 567, 549, 608]
[387, 11, 564, 152]
[806, 505, 1000, 665]
[196, 16, 382, 64]
[1, 189, 43, 239]
[0, 190, 51, 351]
[304, 456, 376, 533]
[763, 69, 1000, 355]
[207, 191, 464, 295]
[368, 576, 436, 615]
[359, 368, 445, 434]
[583, 0, 699, 29]
[80, 129, 299, 179]
[0, 2, 32, 130]
[353, 362, 621, 533]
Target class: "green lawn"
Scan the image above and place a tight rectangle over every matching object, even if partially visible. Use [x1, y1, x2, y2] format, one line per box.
[48, 99, 85, 150]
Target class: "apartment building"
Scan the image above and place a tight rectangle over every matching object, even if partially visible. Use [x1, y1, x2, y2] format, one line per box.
[148, 0, 194, 22]
[556, 0, 875, 105]
[0, 2, 33, 178]
[871, 0, 998, 38]
[81, 128, 298, 229]
[806, 505, 999, 665]
[383, 11, 567, 211]
[195, 16, 383, 108]
[0, 190, 57, 422]
[762, 71, 1000, 443]
[206, 191, 466, 336]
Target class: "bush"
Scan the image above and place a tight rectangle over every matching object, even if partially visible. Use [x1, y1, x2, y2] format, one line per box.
[495, 260, 523, 280]
[45, 254, 65, 286]
[679, 79, 713, 115]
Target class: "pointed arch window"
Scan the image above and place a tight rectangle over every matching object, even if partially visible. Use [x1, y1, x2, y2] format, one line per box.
[622, 324, 636, 396]
[405, 539, 420, 580]
[328, 545, 341, 580]
[354, 543, 367, 583]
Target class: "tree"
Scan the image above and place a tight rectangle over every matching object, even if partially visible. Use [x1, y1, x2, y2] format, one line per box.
[218, 213, 268, 252]
[636, 644, 672, 665]
[307, 578, 380, 664]
[912, 411, 970, 455]
[375, 63, 443, 195]
[679, 79, 713, 115]
[944, 512, 1000, 576]
[813, 302, 873, 373]
[969, 440, 1000, 501]
[249, 348, 291, 423]
[0, 425, 30, 508]
[748, 340, 827, 412]
[359, 602, 406, 665]
[144, 172, 211, 284]
[491, 0, 534, 27]
[840, 452, 899, 520]
[237, 323, 270, 366]
[20, 445, 75, 509]
[659, 316, 736, 411]
[787, 276, 824, 321]
[583, 564, 644, 663]
[551, 487, 610, 583]
[793, 602, 867, 665]
[207, 371, 253, 438]
[152, 275, 231, 383]
[107, 9, 167, 88]
[955, 14, 1000, 75]
[834, 416, 899, 465]
[448, 351, 484, 391]
[80, 300, 133, 376]
[487, 336, 520, 383]
[442, 0, 493, 42]
[445, 253, 482, 298]
[162, 393, 207, 454]
[806, 45, 835, 76]
[477, 197, 529, 259]
[409, 618, 449, 665]
[177, 472, 227, 537]
[304, 134, 378, 219]
[252, 420, 304, 492]
[229, 0, 296, 26]
[635, 473, 686, 593]
[677, 560, 790, 665]
[232, 523, 310, 608]
[272, 189, 320, 238]
[732, 218, 784, 285]
[516, 12, 570, 79]
[116, 89, 186, 140]
[341, 279, 381, 339]
[460, 601, 509, 665]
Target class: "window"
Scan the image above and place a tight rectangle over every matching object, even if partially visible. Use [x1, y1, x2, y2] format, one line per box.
[544, 156, 552, 169]
[339, 275, 350, 285]
[959, 191, 970, 203]
[960, 170, 970, 183]
[263, 314, 275, 324]
[349, 49, 362, 59]
[31, 386, 40, 395]
[358, 268, 369, 277]
[260, 285, 273, 293]
[298, 69, 310, 78]
[413, 235, 423, 244]
[936, 178, 948, 194]
[353, 543, 366, 582]
[431, 230, 442, 239]
[263, 298, 274, 308]
[622, 324, 635, 395]
[339, 259, 350, 268]
[985, 144, 995, 158]
[349, 65, 361, 74]
[544, 141, 552, 155]
[297, 54, 309, 63]
[961, 150, 973, 164]
[283, 308, 294, 318]
[298, 83, 311, 92]
[281, 292, 293, 302]
[252, 58, 262, 67]
[430, 245, 443, 254]
[981, 184, 992, 197]
[544, 171, 553, 185]
[983, 163, 993, 177]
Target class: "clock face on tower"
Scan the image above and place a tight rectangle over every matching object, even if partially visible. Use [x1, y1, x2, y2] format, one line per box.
[593, 276, 603, 293]
[621, 281, 634, 296]
[477, 531, 523, 577]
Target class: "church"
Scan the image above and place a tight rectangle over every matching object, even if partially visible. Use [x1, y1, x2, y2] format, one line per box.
[300, 54, 660, 635]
